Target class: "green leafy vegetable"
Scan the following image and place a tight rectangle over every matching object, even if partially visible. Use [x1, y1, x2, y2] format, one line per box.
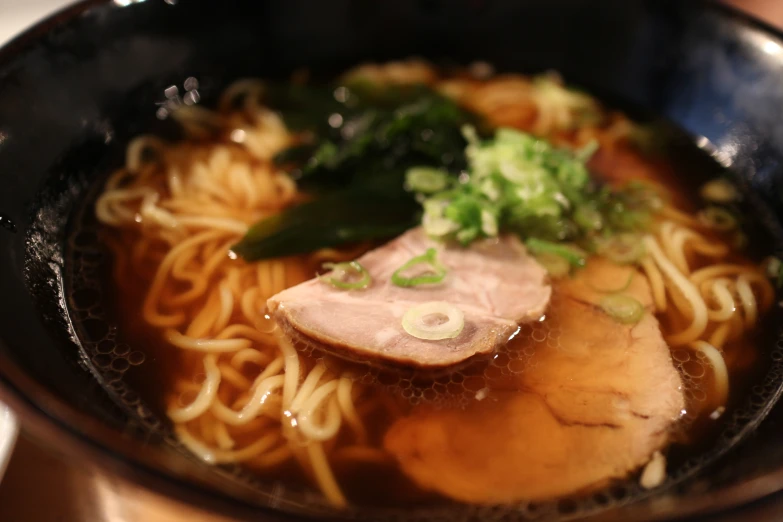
[254, 83, 348, 134]
[234, 83, 479, 261]
[318, 261, 371, 290]
[232, 174, 420, 260]
[391, 248, 448, 287]
[285, 85, 478, 192]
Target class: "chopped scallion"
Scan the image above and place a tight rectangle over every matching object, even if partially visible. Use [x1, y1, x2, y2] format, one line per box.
[763, 256, 783, 289]
[415, 127, 661, 253]
[595, 233, 645, 264]
[525, 238, 586, 267]
[732, 231, 748, 250]
[317, 261, 371, 290]
[406, 167, 450, 194]
[700, 179, 738, 204]
[576, 139, 599, 162]
[402, 301, 464, 340]
[599, 294, 644, 324]
[392, 248, 448, 287]
[698, 206, 737, 231]
[534, 252, 572, 279]
[574, 205, 603, 232]
[392, 248, 447, 288]
[588, 269, 635, 293]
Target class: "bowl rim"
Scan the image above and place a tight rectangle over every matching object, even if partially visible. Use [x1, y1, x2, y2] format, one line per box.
[2, 0, 783, 520]
[0, 402, 18, 481]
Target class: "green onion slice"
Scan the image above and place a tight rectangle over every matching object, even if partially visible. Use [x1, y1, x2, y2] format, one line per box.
[763, 256, 783, 288]
[588, 269, 635, 293]
[525, 238, 586, 267]
[698, 206, 737, 231]
[574, 205, 603, 232]
[405, 167, 450, 194]
[392, 248, 447, 287]
[317, 261, 371, 290]
[599, 294, 644, 324]
[595, 233, 646, 264]
[700, 179, 738, 204]
[402, 301, 464, 340]
[575, 139, 599, 162]
[624, 180, 666, 211]
[534, 252, 572, 279]
[732, 231, 748, 250]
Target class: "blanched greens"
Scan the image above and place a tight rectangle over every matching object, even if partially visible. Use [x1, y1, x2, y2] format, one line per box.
[232, 171, 420, 260]
[293, 86, 474, 191]
[233, 83, 478, 261]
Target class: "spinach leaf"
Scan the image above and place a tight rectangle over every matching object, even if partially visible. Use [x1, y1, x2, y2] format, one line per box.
[232, 172, 420, 260]
[234, 83, 479, 261]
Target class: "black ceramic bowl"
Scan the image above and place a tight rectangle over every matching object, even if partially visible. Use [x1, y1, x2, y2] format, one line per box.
[3, 0, 783, 520]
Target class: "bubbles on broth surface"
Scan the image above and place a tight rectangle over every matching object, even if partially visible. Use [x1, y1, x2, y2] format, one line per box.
[293, 313, 548, 411]
[65, 203, 152, 416]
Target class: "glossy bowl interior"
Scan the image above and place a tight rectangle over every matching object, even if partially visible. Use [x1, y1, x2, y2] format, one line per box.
[2, 1, 783, 520]
[0, 402, 18, 481]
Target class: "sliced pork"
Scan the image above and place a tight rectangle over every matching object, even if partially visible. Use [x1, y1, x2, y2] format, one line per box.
[267, 228, 551, 369]
[384, 259, 684, 503]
